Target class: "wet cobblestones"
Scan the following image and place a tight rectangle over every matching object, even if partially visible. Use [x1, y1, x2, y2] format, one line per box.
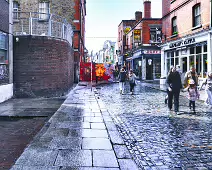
[97, 83, 212, 170]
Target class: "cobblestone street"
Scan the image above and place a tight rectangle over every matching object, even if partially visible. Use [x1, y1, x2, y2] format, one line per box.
[97, 82, 212, 170]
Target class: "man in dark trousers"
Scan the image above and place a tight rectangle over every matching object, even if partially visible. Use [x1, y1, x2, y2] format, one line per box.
[166, 66, 182, 113]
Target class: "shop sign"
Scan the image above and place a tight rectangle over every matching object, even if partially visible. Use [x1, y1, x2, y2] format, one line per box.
[144, 50, 161, 54]
[169, 38, 195, 48]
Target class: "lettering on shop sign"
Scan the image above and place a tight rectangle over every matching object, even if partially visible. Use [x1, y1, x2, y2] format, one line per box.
[143, 50, 161, 54]
[169, 38, 195, 48]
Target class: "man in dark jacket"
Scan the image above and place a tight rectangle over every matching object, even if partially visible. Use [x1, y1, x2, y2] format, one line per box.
[166, 66, 182, 113]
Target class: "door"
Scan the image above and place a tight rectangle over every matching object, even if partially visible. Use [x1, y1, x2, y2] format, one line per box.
[146, 58, 153, 80]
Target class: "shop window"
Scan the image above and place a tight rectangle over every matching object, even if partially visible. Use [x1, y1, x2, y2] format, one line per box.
[203, 54, 207, 77]
[39, 2, 50, 20]
[0, 33, 8, 64]
[196, 46, 201, 54]
[172, 17, 177, 35]
[190, 47, 195, 54]
[193, 4, 201, 27]
[13, 1, 19, 20]
[176, 50, 179, 56]
[175, 58, 179, 66]
[204, 44, 207, 52]
[196, 54, 202, 75]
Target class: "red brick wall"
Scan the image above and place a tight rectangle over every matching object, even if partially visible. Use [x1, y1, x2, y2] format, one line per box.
[162, 0, 210, 41]
[13, 36, 74, 98]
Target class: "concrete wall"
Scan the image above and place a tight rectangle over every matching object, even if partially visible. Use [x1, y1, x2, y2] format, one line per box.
[0, 84, 13, 103]
[13, 35, 74, 98]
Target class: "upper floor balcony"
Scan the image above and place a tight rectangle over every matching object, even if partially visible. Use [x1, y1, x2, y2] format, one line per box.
[13, 11, 73, 46]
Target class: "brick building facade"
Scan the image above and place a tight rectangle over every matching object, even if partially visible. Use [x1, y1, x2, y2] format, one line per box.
[0, 0, 13, 103]
[118, 0, 162, 80]
[12, 0, 76, 97]
[73, 0, 86, 83]
[160, 0, 211, 85]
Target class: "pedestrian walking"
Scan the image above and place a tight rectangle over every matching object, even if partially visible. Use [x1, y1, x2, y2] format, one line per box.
[184, 65, 198, 88]
[200, 71, 212, 108]
[165, 65, 174, 104]
[166, 66, 183, 113]
[128, 69, 138, 95]
[184, 79, 200, 113]
[118, 67, 127, 94]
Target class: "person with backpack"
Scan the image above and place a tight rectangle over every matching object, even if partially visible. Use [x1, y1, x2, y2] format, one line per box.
[128, 69, 138, 95]
[118, 67, 127, 94]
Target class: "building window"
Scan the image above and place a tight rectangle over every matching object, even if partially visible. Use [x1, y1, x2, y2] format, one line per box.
[13, 1, 19, 20]
[172, 17, 177, 35]
[0, 32, 8, 64]
[193, 4, 201, 27]
[39, 2, 50, 20]
[150, 28, 162, 43]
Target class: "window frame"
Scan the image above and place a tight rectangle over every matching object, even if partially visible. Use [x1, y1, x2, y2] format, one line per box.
[13, 1, 19, 20]
[171, 16, 177, 35]
[38, 2, 50, 21]
[193, 3, 201, 28]
[0, 32, 8, 64]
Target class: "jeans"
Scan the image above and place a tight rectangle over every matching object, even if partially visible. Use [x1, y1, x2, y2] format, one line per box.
[168, 90, 180, 112]
[129, 83, 135, 92]
[189, 100, 195, 111]
[119, 82, 125, 91]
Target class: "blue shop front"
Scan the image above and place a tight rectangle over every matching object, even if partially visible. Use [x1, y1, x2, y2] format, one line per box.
[126, 47, 161, 80]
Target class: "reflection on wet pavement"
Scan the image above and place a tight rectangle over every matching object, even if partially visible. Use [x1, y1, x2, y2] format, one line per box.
[98, 83, 212, 169]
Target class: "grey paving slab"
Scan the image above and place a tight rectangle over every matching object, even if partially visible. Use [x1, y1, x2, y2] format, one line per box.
[60, 168, 120, 170]
[108, 130, 125, 145]
[82, 129, 108, 138]
[91, 123, 106, 129]
[15, 148, 58, 166]
[82, 138, 112, 150]
[49, 137, 82, 150]
[93, 150, 119, 168]
[10, 165, 60, 170]
[83, 116, 103, 123]
[113, 145, 132, 159]
[118, 159, 139, 170]
[55, 149, 92, 167]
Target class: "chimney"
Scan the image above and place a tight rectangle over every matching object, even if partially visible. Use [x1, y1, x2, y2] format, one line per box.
[135, 11, 142, 22]
[144, 0, 151, 18]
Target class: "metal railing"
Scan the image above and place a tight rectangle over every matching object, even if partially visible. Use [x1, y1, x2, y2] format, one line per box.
[13, 11, 73, 46]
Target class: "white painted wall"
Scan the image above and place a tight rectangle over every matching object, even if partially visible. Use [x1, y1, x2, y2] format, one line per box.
[0, 84, 13, 103]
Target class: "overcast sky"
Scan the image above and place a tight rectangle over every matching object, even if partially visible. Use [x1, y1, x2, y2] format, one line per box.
[85, 0, 162, 53]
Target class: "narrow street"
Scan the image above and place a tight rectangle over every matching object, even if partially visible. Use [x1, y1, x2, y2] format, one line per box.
[97, 82, 212, 169]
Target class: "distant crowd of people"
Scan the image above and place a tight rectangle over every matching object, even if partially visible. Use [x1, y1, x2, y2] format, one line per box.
[117, 65, 212, 114]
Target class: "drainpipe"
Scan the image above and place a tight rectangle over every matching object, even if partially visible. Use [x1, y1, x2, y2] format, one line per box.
[9, 0, 13, 84]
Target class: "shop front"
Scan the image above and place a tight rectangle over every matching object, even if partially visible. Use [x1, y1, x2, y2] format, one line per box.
[126, 48, 161, 80]
[160, 30, 212, 85]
